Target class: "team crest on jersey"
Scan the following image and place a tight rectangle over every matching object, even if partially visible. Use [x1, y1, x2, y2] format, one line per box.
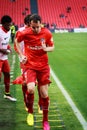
[40, 38, 45, 43]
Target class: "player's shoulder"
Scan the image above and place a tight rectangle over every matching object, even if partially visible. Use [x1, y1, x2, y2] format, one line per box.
[18, 26, 25, 31]
[41, 27, 52, 34]
[16, 27, 29, 34]
[23, 27, 32, 35]
[18, 26, 30, 32]
[41, 27, 52, 38]
[0, 26, 4, 35]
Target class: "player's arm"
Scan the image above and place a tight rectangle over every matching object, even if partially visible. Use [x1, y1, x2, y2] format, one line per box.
[14, 31, 21, 54]
[0, 48, 11, 54]
[7, 44, 12, 54]
[14, 41, 20, 54]
[42, 42, 54, 52]
[0, 48, 6, 54]
[41, 36, 54, 52]
[15, 38, 27, 64]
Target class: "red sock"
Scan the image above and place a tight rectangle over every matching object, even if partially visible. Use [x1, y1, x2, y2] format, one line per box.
[26, 92, 34, 113]
[4, 72, 10, 93]
[37, 86, 42, 107]
[38, 96, 43, 107]
[42, 97, 50, 122]
[22, 84, 27, 104]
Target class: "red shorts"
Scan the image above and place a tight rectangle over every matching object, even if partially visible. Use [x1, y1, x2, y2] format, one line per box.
[0, 60, 10, 77]
[23, 65, 51, 87]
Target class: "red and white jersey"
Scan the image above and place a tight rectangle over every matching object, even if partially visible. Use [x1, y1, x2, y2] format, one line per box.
[14, 26, 26, 62]
[18, 26, 27, 55]
[16, 27, 54, 70]
[0, 26, 11, 60]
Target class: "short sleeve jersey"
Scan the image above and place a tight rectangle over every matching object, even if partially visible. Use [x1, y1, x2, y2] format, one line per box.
[0, 26, 11, 60]
[16, 27, 54, 70]
[14, 26, 25, 57]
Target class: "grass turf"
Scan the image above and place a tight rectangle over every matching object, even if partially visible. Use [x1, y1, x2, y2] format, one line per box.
[0, 33, 86, 130]
[48, 33, 87, 121]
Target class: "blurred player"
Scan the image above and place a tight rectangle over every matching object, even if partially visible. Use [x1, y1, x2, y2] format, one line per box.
[15, 14, 54, 130]
[0, 15, 17, 101]
[14, 14, 42, 113]
[13, 14, 31, 108]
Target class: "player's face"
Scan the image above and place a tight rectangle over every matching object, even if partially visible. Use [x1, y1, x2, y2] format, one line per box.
[30, 20, 41, 34]
[3, 22, 11, 31]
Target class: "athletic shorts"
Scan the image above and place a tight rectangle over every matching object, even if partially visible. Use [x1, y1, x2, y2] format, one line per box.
[23, 65, 51, 87]
[0, 60, 10, 77]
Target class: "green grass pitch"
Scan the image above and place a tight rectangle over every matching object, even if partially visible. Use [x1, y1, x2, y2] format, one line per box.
[0, 33, 87, 130]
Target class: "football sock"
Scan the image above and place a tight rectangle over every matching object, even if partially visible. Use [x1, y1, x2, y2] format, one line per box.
[42, 97, 49, 122]
[4, 72, 10, 93]
[37, 86, 42, 106]
[26, 92, 34, 113]
[22, 84, 27, 103]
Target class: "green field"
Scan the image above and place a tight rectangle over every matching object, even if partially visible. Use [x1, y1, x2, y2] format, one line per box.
[49, 33, 87, 120]
[0, 33, 87, 130]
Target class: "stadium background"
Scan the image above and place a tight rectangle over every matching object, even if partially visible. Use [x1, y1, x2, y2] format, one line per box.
[0, 0, 87, 32]
[0, 1, 87, 130]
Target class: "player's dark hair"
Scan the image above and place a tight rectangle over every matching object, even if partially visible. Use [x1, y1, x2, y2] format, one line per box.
[24, 14, 31, 25]
[30, 14, 41, 23]
[1, 15, 12, 24]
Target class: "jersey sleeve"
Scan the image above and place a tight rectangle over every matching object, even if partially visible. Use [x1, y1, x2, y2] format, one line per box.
[46, 31, 54, 46]
[13, 31, 20, 53]
[16, 31, 25, 43]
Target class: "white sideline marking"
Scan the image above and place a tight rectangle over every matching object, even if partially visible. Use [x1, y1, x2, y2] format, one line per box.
[50, 68, 87, 130]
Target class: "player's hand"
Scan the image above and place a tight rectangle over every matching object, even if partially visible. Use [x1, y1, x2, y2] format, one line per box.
[42, 42, 47, 51]
[0, 49, 10, 55]
[41, 39, 47, 51]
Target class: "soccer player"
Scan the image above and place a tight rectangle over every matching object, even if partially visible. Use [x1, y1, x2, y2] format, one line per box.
[15, 14, 54, 130]
[14, 14, 42, 113]
[0, 15, 17, 101]
[14, 14, 32, 110]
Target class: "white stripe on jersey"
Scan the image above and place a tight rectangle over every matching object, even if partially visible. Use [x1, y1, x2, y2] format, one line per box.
[17, 26, 25, 62]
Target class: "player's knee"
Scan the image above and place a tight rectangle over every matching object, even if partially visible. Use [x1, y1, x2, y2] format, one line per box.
[40, 85, 48, 98]
[40, 91, 48, 98]
[27, 83, 35, 94]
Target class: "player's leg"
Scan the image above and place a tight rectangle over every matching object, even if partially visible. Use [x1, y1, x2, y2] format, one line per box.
[40, 85, 50, 130]
[26, 82, 35, 126]
[23, 69, 36, 126]
[0, 60, 3, 81]
[3, 60, 17, 101]
[22, 83, 28, 111]
[37, 85, 43, 114]
[37, 66, 51, 130]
